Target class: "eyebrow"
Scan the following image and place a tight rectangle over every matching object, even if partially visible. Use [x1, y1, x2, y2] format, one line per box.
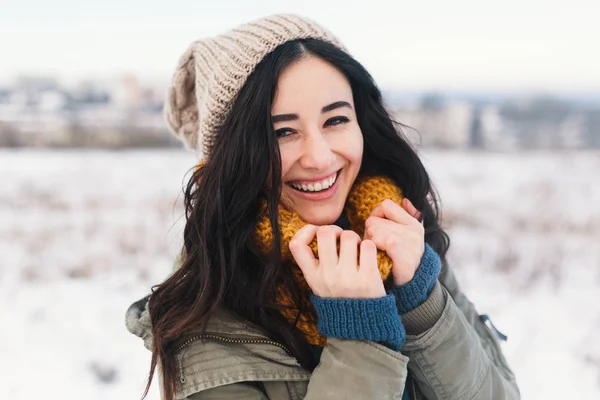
[321, 101, 352, 113]
[271, 101, 352, 124]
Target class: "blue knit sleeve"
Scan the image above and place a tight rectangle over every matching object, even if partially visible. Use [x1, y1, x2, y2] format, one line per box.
[310, 294, 406, 351]
[389, 243, 442, 314]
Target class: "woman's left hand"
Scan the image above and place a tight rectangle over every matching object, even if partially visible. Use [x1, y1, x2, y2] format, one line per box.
[364, 198, 425, 286]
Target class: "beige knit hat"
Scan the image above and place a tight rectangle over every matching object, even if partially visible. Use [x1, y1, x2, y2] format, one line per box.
[163, 14, 345, 157]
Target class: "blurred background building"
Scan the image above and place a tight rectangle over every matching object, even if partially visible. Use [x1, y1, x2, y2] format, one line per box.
[1, 75, 598, 150]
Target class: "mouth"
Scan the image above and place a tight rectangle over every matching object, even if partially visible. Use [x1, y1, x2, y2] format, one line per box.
[285, 169, 342, 201]
[288, 169, 341, 194]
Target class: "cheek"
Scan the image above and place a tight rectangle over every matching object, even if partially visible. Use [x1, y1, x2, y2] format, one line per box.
[350, 133, 364, 162]
[332, 127, 363, 162]
[279, 146, 295, 179]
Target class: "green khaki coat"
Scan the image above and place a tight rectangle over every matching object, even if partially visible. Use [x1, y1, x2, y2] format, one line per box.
[126, 263, 520, 399]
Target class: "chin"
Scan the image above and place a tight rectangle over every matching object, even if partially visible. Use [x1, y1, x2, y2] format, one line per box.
[296, 205, 344, 226]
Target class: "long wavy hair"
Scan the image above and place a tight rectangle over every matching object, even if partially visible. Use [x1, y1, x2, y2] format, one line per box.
[144, 38, 450, 400]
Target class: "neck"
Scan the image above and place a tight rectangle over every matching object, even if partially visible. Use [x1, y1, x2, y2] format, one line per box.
[333, 211, 351, 230]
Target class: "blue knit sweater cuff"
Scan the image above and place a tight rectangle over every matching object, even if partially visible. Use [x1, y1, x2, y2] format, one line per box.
[310, 294, 406, 351]
[389, 243, 442, 314]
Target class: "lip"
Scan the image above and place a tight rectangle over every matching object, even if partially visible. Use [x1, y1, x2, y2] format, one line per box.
[288, 171, 339, 185]
[286, 169, 341, 201]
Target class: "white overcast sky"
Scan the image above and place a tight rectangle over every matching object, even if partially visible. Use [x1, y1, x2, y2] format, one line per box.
[0, 0, 598, 92]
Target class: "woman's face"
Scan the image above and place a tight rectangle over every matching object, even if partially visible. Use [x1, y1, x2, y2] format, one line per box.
[272, 55, 363, 225]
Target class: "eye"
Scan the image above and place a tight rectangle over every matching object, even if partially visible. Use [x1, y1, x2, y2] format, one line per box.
[324, 116, 349, 127]
[275, 128, 295, 139]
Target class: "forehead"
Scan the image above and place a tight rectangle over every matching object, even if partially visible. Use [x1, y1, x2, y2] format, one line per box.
[272, 55, 353, 114]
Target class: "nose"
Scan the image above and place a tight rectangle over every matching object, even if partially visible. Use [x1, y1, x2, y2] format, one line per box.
[299, 130, 335, 171]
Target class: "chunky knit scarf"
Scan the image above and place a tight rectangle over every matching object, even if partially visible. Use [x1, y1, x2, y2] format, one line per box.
[253, 175, 404, 346]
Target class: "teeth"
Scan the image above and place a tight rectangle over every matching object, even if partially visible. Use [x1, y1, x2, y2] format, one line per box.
[291, 172, 338, 192]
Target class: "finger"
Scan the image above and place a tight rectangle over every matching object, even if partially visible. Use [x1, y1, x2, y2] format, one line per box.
[403, 198, 423, 223]
[316, 225, 342, 266]
[365, 218, 415, 260]
[289, 224, 319, 275]
[371, 199, 417, 225]
[338, 230, 360, 270]
[365, 216, 403, 242]
[359, 239, 378, 272]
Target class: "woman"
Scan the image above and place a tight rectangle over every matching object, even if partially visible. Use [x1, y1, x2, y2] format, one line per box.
[126, 14, 519, 400]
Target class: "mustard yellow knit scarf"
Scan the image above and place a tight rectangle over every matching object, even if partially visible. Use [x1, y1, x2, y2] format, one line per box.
[253, 175, 404, 346]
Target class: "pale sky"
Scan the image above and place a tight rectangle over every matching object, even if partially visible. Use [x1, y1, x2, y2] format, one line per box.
[1, 0, 598, 92]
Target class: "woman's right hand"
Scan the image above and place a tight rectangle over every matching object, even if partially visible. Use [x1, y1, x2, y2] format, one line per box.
[289, 225, 386, 299]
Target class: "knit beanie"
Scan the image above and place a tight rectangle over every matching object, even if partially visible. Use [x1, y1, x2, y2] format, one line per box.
[163, 14, 346, 157]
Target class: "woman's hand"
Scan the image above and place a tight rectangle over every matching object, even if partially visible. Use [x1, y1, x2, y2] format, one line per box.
[289, 225, 386, 299]
[364, 198, 425, 286]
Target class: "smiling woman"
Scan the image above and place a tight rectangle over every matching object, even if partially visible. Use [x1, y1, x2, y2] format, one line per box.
[125, 14, 520, 400]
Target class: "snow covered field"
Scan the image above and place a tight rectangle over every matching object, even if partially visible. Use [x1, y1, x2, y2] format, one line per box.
[1, 149, 598, 399]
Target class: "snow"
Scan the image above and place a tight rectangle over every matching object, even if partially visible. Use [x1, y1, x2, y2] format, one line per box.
[1, 148, 598, 399]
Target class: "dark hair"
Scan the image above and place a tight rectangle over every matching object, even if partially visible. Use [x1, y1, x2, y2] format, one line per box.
[144, 38, 450, 400]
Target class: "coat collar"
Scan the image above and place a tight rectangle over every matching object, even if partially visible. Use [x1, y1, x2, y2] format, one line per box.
[125, 294, 273, 351]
